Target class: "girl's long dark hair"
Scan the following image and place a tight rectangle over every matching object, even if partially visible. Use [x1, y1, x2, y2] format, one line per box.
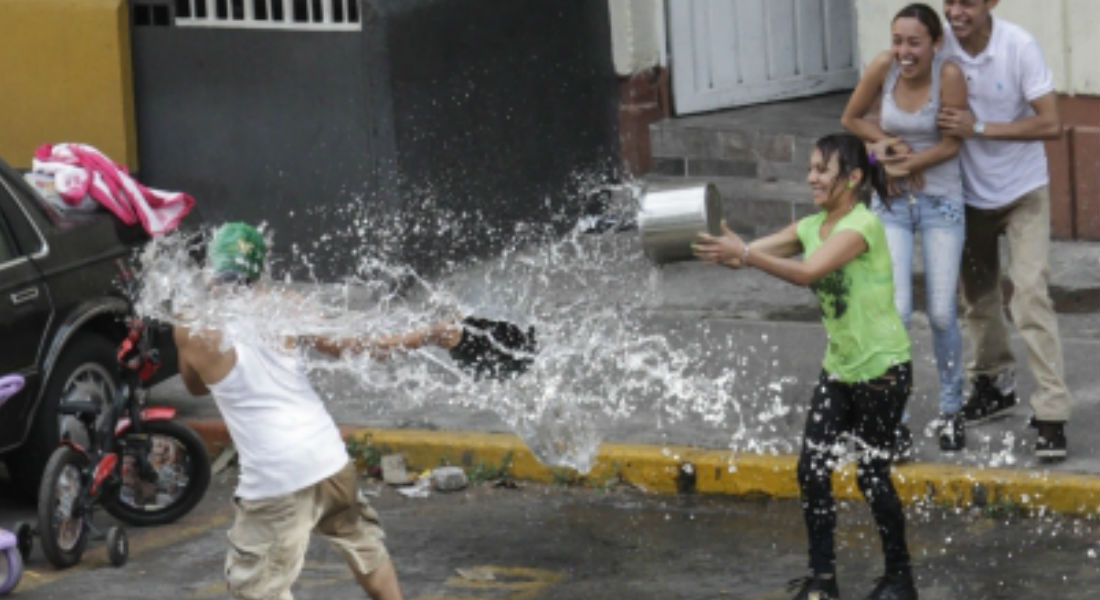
[814, 133, 888, 206]
[894, 3, 943, 42]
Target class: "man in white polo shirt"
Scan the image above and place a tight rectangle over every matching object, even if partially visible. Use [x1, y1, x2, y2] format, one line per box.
[936, 0, 1070, 461]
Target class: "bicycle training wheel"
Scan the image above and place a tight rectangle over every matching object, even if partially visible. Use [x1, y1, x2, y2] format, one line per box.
[0, 544, 23, 595]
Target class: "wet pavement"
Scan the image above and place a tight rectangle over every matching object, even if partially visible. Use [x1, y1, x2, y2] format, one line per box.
[3, 466, 1098, 599]
[155, 235, 1100, 476]
[6, 167, 1098, 597]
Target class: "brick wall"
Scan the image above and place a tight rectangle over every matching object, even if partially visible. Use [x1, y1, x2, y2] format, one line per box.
[622, 85, 1098, 241]
[1047, 94, 1100, 241]
[618, 68, 669, 176]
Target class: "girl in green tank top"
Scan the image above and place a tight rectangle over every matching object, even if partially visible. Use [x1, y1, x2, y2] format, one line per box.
[693, 133, 916, 600]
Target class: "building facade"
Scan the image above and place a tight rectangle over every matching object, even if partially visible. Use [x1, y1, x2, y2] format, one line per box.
[612, 0, 1099, 240]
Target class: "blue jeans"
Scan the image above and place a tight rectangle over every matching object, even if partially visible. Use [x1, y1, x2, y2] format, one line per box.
[872, 192, 965, 414]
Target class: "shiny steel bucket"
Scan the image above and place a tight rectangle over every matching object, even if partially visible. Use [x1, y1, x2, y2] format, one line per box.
[637, 181, 722, 264]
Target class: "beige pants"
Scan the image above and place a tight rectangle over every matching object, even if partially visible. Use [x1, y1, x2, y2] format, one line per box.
[225, 461, 389, 600]
[959, 185, 1072, 421]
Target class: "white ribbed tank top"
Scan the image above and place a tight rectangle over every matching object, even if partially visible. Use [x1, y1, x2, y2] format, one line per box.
[207, 341, 348, 500]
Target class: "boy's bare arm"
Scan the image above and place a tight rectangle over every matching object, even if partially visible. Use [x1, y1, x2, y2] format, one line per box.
[301, 321, 463, 359]
[174, 326, 211, 396]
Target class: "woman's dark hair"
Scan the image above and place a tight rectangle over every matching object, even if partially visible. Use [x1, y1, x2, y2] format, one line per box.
[893, 2, 943, 42]
[814, 133, 888, 206]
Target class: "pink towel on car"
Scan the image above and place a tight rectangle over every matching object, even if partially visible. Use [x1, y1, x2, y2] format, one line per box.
[32, 143, 195, 236]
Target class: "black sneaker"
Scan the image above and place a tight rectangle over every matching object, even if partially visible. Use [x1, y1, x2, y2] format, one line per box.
[864, 571, 917, 600]
[890, 423, 914, 463]
[961, 375, 1017, 422]
[934, 412, 965, 451]
[1032, 419, 1067, 461]
[788, 574, 840, 600]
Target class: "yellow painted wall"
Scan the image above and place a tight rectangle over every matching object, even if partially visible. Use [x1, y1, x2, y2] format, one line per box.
[0, 0, 137, 170]
[854, 0, 1100, 95]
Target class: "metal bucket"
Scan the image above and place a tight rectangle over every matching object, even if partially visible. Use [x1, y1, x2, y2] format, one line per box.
[638, 181, 722, 264]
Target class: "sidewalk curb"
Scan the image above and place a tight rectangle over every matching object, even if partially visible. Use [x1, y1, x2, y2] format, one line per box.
[183, 419, 1100, 517]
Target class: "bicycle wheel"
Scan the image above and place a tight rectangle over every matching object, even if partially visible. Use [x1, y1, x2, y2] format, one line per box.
[37, 446, 89, 569]
[103, 420, 211, 527]
[0, 545, 23, 595]
[105, 526, 128, 567]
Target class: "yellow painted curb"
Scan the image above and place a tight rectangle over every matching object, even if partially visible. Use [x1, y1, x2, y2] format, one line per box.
[347, 427, 1100, 517]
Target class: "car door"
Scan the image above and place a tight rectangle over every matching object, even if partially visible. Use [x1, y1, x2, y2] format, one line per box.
[0, 170, 53, 451]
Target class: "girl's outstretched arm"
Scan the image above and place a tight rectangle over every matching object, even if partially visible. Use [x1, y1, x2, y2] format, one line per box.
[696, 223, 866, 287]
[693, 221, 802, 269]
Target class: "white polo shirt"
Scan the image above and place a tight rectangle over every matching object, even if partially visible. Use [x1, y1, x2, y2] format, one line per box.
[941, 16, 1055, 210]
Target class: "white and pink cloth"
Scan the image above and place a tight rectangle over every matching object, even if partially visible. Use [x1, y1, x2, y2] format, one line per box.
[31, 143, 194, 236]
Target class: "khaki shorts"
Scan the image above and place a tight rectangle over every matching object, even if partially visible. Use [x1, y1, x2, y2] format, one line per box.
[225, 461, 389, 600]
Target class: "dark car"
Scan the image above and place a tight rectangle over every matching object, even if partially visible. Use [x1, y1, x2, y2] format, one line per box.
[0, 155, 181, 496]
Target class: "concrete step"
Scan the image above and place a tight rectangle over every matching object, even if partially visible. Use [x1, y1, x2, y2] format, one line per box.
[639, 174, 1100, 324]
[644, 174, 812, 239]
[649, 92, 848, 186]
[649, 126, 817, 185]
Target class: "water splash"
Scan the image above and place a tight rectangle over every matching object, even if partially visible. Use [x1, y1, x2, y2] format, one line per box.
[134, 178, 799, 473]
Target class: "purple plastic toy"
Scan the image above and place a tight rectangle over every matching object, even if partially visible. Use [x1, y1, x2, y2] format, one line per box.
[1, 373, 30, 596]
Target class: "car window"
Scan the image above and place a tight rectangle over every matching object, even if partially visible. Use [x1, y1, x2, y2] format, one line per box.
[6, 167, 106, 233]
[0, 193, 20, 263]
[0, 162, 50, 254]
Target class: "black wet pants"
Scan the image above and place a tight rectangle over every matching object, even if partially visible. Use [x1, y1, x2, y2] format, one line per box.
[797, 362, 912, 577]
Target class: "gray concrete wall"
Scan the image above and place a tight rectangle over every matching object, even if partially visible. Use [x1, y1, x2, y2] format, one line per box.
[129, 0, 619, 280]
[131, 25, 394, 279]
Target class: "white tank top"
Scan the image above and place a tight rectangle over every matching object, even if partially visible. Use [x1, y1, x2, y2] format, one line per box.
[880, 52, 963, 199]
[207, 341, 349, 500]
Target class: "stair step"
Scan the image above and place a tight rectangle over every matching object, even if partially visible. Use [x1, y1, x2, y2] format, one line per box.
[641, 175, 1100, 323]
[649, 128, 818, 185]
[644, 175, 812, 239]
[649, 92, 848, 186]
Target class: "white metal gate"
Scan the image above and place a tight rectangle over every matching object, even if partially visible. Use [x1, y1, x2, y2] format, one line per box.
[668, 0, 859, 114]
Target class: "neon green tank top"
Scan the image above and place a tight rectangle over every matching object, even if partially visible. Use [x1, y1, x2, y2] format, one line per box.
[796, 204, 910, 382]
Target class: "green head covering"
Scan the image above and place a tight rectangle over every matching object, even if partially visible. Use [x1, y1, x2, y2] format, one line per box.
[209, 222, 266, 283]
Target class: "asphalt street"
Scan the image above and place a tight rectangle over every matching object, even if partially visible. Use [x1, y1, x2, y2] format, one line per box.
[3, 225, 1097, 600]
[3, 465, 1098, 599]
[155, 235, 1100, 475]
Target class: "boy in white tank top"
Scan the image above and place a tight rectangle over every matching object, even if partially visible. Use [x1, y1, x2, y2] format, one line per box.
[175, 223, 462, 600]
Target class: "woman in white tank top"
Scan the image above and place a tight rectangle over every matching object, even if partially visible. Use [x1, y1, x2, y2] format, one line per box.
[841, 3, 969, 455]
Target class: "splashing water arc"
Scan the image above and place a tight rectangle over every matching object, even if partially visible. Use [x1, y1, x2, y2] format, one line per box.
[135, 176, 801, 474]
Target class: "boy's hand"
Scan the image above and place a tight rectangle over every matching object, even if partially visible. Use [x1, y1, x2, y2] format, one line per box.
[937, 106, 978, 138]
[428, 321, 464, 349]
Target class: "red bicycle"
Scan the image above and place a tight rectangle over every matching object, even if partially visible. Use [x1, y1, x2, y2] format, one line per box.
[34, 262, 211, 569]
